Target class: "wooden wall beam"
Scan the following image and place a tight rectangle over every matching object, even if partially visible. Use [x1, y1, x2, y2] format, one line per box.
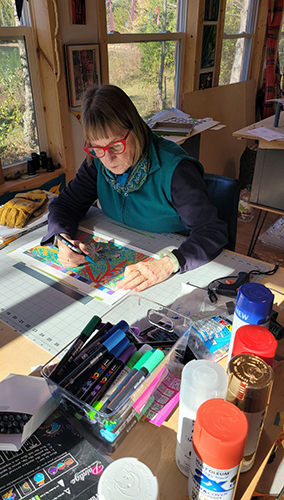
[29, 0, 75, 183]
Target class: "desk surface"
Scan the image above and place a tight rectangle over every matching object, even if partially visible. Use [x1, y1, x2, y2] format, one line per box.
[233, 112, 284, 149]
[0, 212, 283, 500]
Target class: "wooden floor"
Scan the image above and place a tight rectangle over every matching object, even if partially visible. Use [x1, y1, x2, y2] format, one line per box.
[235, 208, 284, 267]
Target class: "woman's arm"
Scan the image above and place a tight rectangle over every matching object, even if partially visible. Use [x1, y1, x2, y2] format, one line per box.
[41, 159, 98, 245]
[171, 159, 229, 273]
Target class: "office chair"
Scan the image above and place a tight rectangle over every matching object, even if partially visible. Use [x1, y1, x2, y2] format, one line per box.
[203, 173, 240, 252]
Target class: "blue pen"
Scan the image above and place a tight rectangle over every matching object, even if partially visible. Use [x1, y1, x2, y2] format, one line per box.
[56, 233, 96, 265]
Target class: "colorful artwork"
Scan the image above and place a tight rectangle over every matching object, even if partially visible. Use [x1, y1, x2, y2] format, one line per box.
[11, 229, 155, 305]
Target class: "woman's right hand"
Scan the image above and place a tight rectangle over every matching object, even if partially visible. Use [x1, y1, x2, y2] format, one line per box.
[56, 234, 88, 267]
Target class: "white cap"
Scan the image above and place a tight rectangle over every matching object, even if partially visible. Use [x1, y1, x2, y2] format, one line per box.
[180, 359, 228, 413]
[98, 457, 159, 500]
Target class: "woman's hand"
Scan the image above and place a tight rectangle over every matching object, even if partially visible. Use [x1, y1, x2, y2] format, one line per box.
[56, 234, 89, 267]
[116, 257, 175, 292]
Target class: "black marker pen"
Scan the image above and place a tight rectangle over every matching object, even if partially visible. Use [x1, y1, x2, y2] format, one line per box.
[50, 315, 101, 383]
[60, 329, 126, 390]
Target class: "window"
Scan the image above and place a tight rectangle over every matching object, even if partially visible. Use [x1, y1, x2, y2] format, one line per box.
[0, 0, 47, 169]
[219, 0, 259, 86]
[105, 0, 185, 121]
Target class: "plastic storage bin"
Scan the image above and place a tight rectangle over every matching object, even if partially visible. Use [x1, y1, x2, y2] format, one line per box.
[41, 294, 192, 453]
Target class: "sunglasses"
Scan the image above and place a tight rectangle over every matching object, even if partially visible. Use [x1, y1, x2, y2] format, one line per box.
[83, 130, 131, 159]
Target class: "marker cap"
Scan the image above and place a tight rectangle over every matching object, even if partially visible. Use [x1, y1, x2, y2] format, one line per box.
[110, 337, 130, 359]
[132, 350, 153, 371]
[142, 349, 165, 373]
[103, 329, 125, 351]
[126, 350, 142, 369]
[193, 399, 248, 469]
[98, 457, 159, 500]
[235, 283, 274, 323]
[232, 325, 277, 366]
[118, 344, 137, 365]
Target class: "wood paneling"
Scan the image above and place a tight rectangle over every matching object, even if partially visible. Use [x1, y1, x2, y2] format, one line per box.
[183, 80, 256, 177]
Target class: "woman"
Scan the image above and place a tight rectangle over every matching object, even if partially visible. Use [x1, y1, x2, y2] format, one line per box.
[42, 84, 228, 292]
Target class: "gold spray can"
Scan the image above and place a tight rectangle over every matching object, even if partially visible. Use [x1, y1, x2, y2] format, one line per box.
[226, 353, 274, 472]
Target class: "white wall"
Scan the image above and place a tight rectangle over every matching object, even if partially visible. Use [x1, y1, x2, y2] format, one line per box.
[57, 0, 99, 171]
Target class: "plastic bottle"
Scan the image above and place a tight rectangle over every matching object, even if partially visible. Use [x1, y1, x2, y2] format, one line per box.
[98, 457, 159, 500]
[238, 187, 254, 222]
[227, 353, 274, 473]
[227, 282, 274, 366]
[176, 360, 228, 477]
[188, 399, 248, 500]
[232, 324, 277, 367]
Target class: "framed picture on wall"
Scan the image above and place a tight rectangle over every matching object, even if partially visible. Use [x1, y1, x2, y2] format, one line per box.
[64, 43, 101, 108]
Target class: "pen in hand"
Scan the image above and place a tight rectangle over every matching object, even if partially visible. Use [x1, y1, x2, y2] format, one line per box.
[56, 233, 96, 265]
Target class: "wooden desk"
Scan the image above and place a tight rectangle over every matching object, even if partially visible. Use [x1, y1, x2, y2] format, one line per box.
[234, 113, 284, 254]
[0, 263, 283, 499]
[233, 112, 284, 150]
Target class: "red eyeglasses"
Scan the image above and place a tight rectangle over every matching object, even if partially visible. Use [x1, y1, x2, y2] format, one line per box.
[83, 130, 131, 159]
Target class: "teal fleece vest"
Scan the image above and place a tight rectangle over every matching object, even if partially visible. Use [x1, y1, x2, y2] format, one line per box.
[94, 131, 204, 234]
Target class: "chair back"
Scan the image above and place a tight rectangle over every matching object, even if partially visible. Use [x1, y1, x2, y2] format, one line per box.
[203, 173, 240, 251]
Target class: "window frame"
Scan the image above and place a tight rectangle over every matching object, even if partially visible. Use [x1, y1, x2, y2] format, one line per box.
[218, 0, 259, 85]
[0, 25, 48, 170]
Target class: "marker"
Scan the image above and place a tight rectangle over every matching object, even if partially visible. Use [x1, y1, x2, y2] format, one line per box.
[60, 329, 126, 389]
[91, 348, 143, 412]
[50, 315, 101, 383]
[73, 320, 129, 367]
[56, 233, 97, 265]
[76, 337, 130, 400]
[85, 344, 137, 405]
[105, 349, 165, 413]
[98, 350, 154, 413]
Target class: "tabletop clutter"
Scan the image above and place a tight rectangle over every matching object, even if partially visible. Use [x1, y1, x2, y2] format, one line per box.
[0, 280, 282, 500]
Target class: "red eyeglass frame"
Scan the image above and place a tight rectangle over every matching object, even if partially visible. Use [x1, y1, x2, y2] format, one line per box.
[83, 130, 131, 158]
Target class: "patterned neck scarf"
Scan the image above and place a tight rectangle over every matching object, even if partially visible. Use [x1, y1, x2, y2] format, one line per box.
[101, 152, 150, 195]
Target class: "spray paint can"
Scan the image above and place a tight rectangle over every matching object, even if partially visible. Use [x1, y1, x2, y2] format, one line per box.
[227, 283, 274, 366]
[188, 398, 248, 500]
[226, 353, 274, 472]
[176, 360, 228, 477]
[232, 324, 277, 367]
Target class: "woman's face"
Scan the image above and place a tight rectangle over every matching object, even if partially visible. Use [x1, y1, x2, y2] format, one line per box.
[90, 127, 136, 175]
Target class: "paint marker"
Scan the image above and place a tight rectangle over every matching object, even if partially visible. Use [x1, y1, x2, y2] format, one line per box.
[76, 337, 130, 400]
[56, 233, 97, 265]
[60, 329, 126, 389]
[85, 344, 137, 405]
[105, 349, 165, 413]
[98, 350, 154, 413]
[91, 348, 142, 412]
[50, 315, 101, 383]
[73, 320, 129, 366]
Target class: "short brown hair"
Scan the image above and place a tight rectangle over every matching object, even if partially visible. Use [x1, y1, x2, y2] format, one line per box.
[82, 84, 149, 165]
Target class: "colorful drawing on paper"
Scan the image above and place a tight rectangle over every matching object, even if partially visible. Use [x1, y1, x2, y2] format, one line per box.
[12, 229, 155, 305]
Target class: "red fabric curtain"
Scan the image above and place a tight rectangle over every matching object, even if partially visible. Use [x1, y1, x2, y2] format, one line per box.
[263, 0, 284, 118]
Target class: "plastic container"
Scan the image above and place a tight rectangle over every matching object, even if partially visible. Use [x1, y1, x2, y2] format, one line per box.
[188, 399, 248, 500]
[227, 353, 274, 473]
[98, 457, 159, 499]
[176, 360, 228, 477]
[238, 187, 254, 222]
[232, 324, 277, 366]
[227, 282, 274, 365]
[41, 294, 192, 453]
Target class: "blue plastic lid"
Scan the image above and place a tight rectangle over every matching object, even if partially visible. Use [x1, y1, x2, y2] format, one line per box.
[103, 329, 125, 351]
[235, 283, 274, 324]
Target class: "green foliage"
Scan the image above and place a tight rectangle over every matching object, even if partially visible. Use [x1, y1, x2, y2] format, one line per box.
[0, 0, 15, 27]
